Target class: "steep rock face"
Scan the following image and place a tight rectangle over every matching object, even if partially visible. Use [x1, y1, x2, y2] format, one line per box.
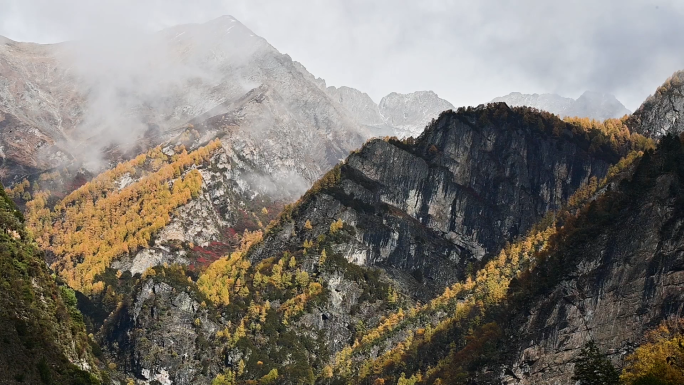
[193, 83, 365, 188]
[491, 138, 684, 384]
[492, 91, 631, 121]
[103, 278, 222, 385]
[250, 104, 619, 298]
[628, 70, 684, 140]
[308, 76, 455, 139]
[378, 91, 455, 138]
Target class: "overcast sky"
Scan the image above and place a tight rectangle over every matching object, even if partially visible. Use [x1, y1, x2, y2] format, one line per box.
[1, 0, 683, 111]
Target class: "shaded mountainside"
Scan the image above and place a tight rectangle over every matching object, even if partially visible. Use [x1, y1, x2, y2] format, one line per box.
[249, 103, 647, 298]
[628, 70, 684, 140]
[354, 135, 684, 385]
[493, 91, 631, 121]
[0, 183, 100, 384]
[487, 134, 684, 384]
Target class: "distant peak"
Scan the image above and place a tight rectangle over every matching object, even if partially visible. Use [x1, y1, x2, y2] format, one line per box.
[380, 90, 446, 101]
[207, 15, 239, 23]
[201, 15, 248, 28]
[492, 91, 629, 120]
[577, 90, 620, 100]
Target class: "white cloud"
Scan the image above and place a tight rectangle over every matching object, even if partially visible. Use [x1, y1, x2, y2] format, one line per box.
[1, 0, 683, 110]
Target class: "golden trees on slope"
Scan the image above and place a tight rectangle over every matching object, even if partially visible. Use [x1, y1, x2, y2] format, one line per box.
[25, 140, 222, 293]
[621, 319, 684, 385]
[196, 230, 262, 306]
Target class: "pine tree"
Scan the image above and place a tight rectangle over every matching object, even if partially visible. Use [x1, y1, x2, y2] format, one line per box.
[572, 341, 620, 385]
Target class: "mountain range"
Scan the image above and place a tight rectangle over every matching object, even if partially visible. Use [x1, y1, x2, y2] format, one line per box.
[0, 16, 455, 192]
[492, 90, 631, 121]
[0, 14, 683, 385]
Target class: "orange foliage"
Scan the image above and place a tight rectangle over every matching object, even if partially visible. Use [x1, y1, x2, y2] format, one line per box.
[25, 140, 222, 293]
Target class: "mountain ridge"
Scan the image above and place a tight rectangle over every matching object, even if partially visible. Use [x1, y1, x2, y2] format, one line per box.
[492, 90, 631, 121]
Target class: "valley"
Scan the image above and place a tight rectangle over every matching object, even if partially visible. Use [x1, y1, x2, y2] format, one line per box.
[0, 12, 683, 385]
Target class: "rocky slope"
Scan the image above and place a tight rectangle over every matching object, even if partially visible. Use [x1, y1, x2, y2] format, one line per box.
[483, 135, 684, 384]
[628, 70, 684, 140]
[338, 136, 684, 385]
[0, 37, 80, 180]
[493, 91, 631, 121]
[213, 104, 648, 382]
[0, 183, 100, 384]
[249, 103, 641, 285]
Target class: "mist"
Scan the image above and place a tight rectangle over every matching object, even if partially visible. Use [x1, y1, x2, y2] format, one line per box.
[2, 0, 684, 112]
[37, 15, 271, 170]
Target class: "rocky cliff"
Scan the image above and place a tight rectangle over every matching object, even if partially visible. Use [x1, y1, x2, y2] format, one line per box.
[493, 91, 631, 121]
[628, 70, 684, 140]
[341, 137, 683, 385]
[486, 135, 684, 384]
[296, 67, 455, 140]
[249, 103, 636, 292]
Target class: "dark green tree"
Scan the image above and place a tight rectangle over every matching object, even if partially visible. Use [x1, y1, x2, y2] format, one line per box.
[572, 341, 620, 385]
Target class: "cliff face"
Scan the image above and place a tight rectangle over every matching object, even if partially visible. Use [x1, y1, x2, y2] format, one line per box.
[628, 70, 684, 140]
[491, 136, 684, 384]
[249, 104, 622, 298]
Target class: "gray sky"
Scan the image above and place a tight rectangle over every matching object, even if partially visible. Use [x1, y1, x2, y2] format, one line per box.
[1, 0, 683, 111]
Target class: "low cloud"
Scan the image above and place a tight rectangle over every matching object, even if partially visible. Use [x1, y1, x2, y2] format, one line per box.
[1, 0, 683, 112]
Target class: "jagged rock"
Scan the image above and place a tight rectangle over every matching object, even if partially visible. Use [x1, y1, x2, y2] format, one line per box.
[105, 279, 222, 385]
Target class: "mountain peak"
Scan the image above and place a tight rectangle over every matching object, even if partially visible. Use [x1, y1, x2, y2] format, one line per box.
[491, 91, 630, 120]
[378, 91, 455, 136]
